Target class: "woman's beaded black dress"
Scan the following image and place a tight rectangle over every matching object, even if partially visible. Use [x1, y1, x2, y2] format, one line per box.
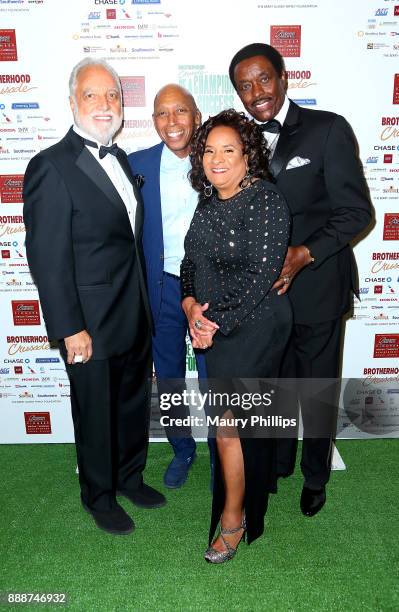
[181, 179, 292, 544]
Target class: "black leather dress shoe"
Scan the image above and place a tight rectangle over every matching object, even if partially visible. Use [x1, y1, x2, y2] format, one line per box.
[81, 500, 134, 535]
[300, 486, 326, 517]
[117, 483, 166, 509]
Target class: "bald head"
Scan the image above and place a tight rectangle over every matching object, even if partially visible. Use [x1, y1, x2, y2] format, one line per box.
[153, 83, 201, 158]
[153, 83, 197, 113]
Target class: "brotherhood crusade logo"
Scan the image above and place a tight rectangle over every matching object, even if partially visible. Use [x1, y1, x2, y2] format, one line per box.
[0, 29, 18, 62]
[270, 25, 301, 57]
[393, 73, 399, 104]
[373, 334, 399, 358]
[383, 213, 399, 240]
[11, 300, 41, 326]
[24, 412, 51, 434]
[120, 76, 145, 106]
[0, 175, 23, 203]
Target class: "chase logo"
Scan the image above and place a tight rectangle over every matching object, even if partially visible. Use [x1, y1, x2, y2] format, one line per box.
[292, 98, 317, 105]
[11, 103, 39, 110]
[375, 8, 389, 15]
[88, 12, 101, 19]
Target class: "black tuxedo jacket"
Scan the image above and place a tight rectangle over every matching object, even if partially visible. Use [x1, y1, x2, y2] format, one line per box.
[270, 101, 372, 325]
[23, 127, 152, 359]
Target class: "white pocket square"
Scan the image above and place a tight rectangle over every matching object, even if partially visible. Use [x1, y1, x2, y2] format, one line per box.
[286, 156, 311, 170]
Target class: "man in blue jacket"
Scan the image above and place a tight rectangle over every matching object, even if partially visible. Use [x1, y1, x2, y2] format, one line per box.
[129, 84, 211, 488]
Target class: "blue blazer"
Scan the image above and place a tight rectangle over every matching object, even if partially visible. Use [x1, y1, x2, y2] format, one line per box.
[128, 142, 165, 325]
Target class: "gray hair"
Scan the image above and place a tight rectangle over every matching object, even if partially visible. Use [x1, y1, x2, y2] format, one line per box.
[68, 57, 122, 100]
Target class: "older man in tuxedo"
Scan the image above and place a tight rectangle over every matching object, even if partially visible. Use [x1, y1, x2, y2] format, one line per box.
[23, 58, 165, 535]
[229, 43, 372, 517]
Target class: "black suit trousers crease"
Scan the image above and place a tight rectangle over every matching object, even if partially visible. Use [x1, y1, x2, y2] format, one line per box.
[269, 102, 371, 489]
[277, 317, 343, 489]
[63, 321, 152, 512]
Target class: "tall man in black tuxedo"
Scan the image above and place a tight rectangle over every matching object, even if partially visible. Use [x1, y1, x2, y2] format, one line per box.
[23, 58, 165, 535]
[229, 43, 372, 516]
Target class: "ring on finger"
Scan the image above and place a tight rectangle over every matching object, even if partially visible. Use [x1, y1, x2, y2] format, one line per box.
[194, 319, 202, 330]
[283, 275, 290, 284]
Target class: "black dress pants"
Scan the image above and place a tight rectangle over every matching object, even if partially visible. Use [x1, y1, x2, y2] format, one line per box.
[278, 317, 343, 489]
[65, 333, 152, 511]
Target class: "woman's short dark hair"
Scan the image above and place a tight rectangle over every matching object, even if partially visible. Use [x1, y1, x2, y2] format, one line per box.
[189, 109, 271, 193]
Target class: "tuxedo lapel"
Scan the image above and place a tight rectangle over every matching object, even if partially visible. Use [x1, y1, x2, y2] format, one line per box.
[269, 101, 301, 179]
[116, 148, 142, 204]
[130, 142, 163, 246]
[150, 143, 163, 202]
[67, 127, 142, 232]
[147, 143, 163, 231]
[75, 147, 127, 218]
[116, 148, 144, 238]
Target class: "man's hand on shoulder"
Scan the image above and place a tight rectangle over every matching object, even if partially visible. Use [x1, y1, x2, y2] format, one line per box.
[64, 330, 93, 364]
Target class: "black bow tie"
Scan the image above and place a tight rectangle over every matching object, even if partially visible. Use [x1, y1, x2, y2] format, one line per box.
[82, 137, 119, 159]
[99, 143, 119, 159]
[260, 119, 281, 134]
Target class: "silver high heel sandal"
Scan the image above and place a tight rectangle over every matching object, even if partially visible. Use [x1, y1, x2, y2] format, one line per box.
[204, 515, 246, 564]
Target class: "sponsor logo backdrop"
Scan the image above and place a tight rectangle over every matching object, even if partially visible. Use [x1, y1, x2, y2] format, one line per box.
[0, 0, 398, 442]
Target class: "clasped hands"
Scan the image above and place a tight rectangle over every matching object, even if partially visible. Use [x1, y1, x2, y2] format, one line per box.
[182, 297, 219, 350]
[272, 245, 314, 295]
[64, 247, 312, 362]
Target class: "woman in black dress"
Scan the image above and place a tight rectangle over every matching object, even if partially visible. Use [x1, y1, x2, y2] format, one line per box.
[181, 109, 292, 563]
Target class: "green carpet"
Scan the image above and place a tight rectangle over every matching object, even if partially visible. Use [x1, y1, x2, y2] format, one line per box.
[0, 441, 398, 612]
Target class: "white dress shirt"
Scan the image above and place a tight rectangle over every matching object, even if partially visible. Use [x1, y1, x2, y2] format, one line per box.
[160, 145, 199, 277]
[257, 95, 290, 158]
[73, 124, 137, 233]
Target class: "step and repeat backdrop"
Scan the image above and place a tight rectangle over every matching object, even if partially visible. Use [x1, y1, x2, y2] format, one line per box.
[0, 0, 398, 443]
